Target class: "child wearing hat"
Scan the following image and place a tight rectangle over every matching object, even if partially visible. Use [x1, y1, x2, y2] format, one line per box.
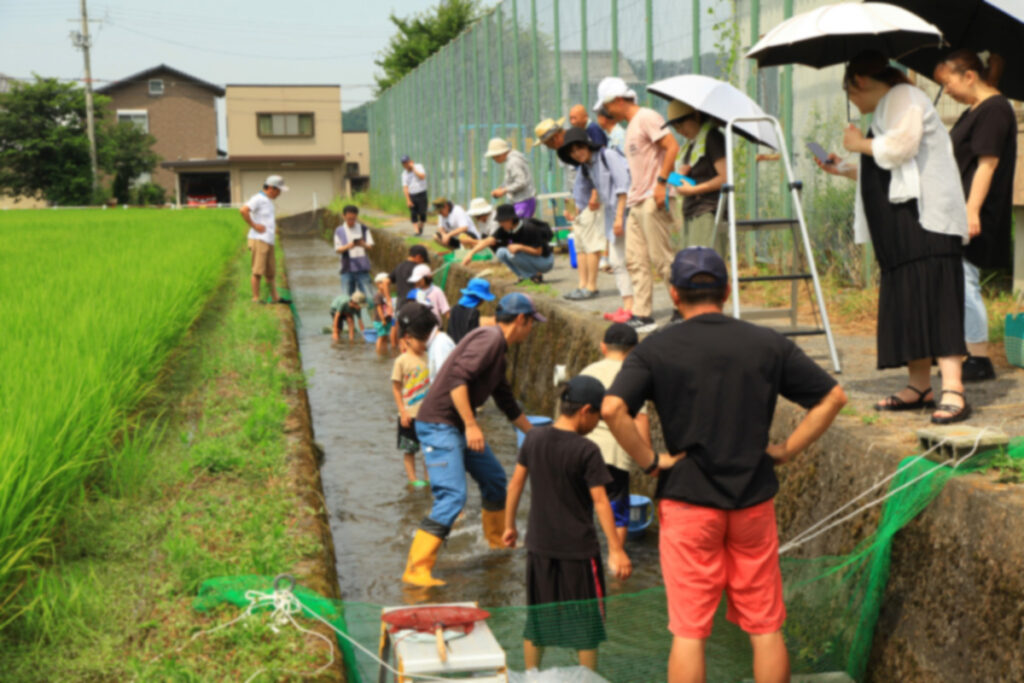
[330, 291, 366, 343]
[503, 375, 632, 672]
[408, 263, 450, 327]
[373, 272, 394, 355]
[448, 277, 496, 344]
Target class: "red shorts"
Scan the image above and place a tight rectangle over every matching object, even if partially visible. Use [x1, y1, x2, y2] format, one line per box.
[659, 498, 785, 639]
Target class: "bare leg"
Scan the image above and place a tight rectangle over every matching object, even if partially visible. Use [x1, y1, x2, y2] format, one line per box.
[934, 355, 966, 419]
[266, 276, 279, 301]
[668, 636, 705, 683]
[622, 295, 634, 313]
[876, 357, 933, 408]
[577, 246, 589, 290]
[967, 341, 989, 357]
[578, 649, 598, 671]
[524, 639, 543, 670]
[403, 453, 417, 482]
[750, 631, 789, 683]
[376, 335, 387, 355]
[251, 275, 262, 302]
[585, 252, 601, 291]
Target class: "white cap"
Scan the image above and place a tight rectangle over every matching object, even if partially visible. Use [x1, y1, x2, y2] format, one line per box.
[466, 197, 492, 217]
[408, 263, 433, 283]
[593, 77, 637, 112]
[484, 137, 512, 159]
[264, 174, 289, 191]
[374, 272, 389, 284]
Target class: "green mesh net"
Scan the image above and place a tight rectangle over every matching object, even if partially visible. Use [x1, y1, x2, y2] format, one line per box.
[194, 438, 1022, 682]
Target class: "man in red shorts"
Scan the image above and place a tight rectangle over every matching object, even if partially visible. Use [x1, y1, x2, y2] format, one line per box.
[602, 246, 847, 683]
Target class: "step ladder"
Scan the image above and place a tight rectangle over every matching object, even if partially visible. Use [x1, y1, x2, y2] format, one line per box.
[712, 114, 842, 373]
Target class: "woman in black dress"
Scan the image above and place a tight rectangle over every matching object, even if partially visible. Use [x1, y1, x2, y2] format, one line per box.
[816, 51, 971, 424]
[937, 50, 1017, 381]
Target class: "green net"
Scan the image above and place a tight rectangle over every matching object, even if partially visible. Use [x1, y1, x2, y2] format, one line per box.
[194, 438, 1022, 682]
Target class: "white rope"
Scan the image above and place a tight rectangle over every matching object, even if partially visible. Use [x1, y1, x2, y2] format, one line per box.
[780, 427, 999, 556]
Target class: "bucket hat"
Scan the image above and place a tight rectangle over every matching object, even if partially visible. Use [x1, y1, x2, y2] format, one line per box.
[459, 278, 496, 307]
[557, 127, 602, 167]
[466, 197, 492, 217]
[484, 137, 512, 159]
[532, 117, 566, 148]
[494, 204, 519, 224]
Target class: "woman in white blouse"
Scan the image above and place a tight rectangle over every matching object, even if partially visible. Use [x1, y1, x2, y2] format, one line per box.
[817, 51, 970, 424]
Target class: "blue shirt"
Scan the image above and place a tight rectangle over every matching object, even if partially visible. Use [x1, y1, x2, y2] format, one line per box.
[574, 147, 631, 237]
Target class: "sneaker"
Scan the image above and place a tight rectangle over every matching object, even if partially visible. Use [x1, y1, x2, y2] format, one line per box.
[962, 355, 996, 382]
[563, 288, 584, 300]
[666, 309, 683, 325]
[626, 315, 656, 333]
[581, 289, 599, 299]
[530, 273, 544, 284]
[599, 256, 611, 272]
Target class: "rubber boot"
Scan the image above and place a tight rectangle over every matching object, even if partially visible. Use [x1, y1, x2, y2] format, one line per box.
[481, 508, 506, 549]
[402, 529, 446, 587]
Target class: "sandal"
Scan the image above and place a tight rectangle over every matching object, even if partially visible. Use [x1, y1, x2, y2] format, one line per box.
[931, 390, 972, 425]
[875, 385, 935, 412]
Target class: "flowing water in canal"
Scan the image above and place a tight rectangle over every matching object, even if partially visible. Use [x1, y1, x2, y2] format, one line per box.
[281, 235, 664, 607]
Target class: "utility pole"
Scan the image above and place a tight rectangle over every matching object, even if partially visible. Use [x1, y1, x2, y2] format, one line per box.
[70, 0, 98, 197]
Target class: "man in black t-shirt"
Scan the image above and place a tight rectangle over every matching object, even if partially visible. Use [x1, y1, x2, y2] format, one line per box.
[504, 375, 632, 672]
[386, 244, 429, 347]
[462, 203, 554, 283]
[602, 247, 847, 683]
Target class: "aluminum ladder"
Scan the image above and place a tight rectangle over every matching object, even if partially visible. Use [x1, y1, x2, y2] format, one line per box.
[712, 114, 842, 373]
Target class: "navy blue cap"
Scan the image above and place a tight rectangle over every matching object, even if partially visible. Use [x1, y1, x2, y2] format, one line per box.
[670, 247, 728, 289]
[400, 154, 411, 163]
[496, 292, 546, 322]
[562, 375, 606, 410]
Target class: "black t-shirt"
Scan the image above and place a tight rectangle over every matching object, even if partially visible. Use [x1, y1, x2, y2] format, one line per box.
[608, 313, 837, 510]
[951, 95, 1017, 269]
[447, 304, 480, 344]
[389, 260, 419, 302]
[518, 426, 612, 559]
[682, 127, 726, 220]
[492, 218, 553, 258]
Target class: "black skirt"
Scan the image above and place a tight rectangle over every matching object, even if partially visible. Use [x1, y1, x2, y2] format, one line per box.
[860, 145, 966, 369]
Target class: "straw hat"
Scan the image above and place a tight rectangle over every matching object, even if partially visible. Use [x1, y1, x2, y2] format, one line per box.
[466, 197, 493, 217]
[532, 117, 566, 148]
[484, 137, 512, 158]
[664, 100, 697, 127]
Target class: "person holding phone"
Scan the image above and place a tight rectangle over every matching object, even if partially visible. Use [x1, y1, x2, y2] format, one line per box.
[334, 204, 376, 301]
[815, 51, 970, 424]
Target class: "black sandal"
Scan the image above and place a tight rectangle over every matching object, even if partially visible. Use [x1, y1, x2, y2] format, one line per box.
[875, 385, 935, 412]
[931, 390, 972, 425]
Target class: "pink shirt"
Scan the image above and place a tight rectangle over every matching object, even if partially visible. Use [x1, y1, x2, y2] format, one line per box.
[624, 107, 670, 207]
[415, 284, 450, 325]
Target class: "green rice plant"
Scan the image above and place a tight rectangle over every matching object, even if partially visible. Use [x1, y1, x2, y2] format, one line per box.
[0, 208, 239, 624]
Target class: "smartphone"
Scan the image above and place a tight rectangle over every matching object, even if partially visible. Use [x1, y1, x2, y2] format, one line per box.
[806, 141, 833, 165]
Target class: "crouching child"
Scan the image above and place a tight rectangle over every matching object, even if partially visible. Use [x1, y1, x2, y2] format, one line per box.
[503, 375, 632, 672]
[331, 291, 366, 342]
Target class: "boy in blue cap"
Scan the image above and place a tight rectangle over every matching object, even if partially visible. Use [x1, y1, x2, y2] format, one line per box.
[402, 293, 544, 587]
[448, 277, 496, 344]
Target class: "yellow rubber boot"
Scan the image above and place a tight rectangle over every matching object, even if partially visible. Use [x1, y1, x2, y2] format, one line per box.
[481, 508, 506, 549]
[402, 530, 446, 587]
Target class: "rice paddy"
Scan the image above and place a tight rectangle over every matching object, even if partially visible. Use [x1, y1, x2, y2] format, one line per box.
[0, 208, 239, 622]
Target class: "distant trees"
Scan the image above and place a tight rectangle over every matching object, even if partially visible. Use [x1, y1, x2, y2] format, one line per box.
[374, 0, 478, 94]
[342, 103, 369, 132]
[0, 76, 160, 206]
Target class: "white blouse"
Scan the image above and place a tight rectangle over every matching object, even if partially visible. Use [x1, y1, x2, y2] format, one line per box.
[852, 83, 968, 245]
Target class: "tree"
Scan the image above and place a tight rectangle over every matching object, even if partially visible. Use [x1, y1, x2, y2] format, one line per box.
[342, 103, 369, 132]
[102, 120, 159, 205]
[374, 0, 478, 93]
[0, 77, 100, 205]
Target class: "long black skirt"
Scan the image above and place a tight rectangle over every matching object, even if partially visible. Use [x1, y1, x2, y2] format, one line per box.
[861, 148, 966, 369]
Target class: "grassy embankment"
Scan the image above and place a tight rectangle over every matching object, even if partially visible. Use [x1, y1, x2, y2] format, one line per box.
[0, 210, 338, 681]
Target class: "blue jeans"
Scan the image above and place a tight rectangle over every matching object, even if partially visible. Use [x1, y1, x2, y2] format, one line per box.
[496, 248, 554, 280]
[415, 421, 507, 534]
[341, 270, 373, 301]
[963, 259, 988, 344]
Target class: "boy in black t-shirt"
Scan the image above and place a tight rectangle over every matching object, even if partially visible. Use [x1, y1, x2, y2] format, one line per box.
[503, 375, 632, 672]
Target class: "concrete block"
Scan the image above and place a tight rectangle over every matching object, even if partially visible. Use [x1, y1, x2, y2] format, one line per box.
[916, 425, 1010, 461]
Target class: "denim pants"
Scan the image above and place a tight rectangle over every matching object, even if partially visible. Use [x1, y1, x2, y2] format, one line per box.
[496, 248, 554, 280]
[963, 259, 988, 344]
[415, 421, 508, 535]
[341, 270, 374, 301]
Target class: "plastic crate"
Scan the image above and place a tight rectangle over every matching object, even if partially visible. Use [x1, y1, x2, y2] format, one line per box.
[1006, 313, 1024, 369]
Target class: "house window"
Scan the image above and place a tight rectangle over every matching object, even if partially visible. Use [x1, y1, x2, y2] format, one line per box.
[148, 79, 164, 96]
[257, 112, 314, 138]
[117, 109, 149, 133]
[346, 162, 360, 176]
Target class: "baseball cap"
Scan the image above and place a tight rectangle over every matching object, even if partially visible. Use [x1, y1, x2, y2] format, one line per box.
[603, 322, 638, 347]
[408, 244, 429, 260]
[407, 263, 433, 283]
[496, 292, 546, 322]
[561, 375, 606, 411]
[396, 301, 437, 337]
[670, 247, 729, 289]
[374, 272, 389, 284]
[264, 174, 289, 191]
[593, 76, 637, 112]
[400, 154, 411, 163]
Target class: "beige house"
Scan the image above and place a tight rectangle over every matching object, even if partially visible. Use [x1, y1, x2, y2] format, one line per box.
[163, 84, 347, 215]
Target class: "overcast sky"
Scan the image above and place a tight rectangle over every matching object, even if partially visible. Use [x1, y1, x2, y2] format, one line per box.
[0, 0, 433, 111]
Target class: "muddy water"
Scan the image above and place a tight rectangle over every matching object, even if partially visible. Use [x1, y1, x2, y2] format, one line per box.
[281, 235, 662, 607]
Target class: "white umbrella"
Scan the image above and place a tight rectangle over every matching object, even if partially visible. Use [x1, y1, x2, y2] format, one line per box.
[647, 75, 780, 150]
[745, 2, 944, 68]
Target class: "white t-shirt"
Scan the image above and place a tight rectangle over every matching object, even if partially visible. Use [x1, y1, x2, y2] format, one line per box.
[333, 222, 375, 260]
[245, 192, 276, 245]
[426, 328, 456, 379]
[402, 164, 428, 194]
[439, 204, 480, 238]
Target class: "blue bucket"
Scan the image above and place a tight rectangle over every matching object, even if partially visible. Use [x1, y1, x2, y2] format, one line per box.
[567, 234, 578, 269]
[515, 415, 553, 449]
[362, 329, 378, 343]
[627, 494, 654, 541]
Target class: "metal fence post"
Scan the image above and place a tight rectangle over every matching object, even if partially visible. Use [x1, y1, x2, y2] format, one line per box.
[693, 0, 701, 74]
[530, 0, 541, 172]
[746, 0, 760, 260]
[485, 13, 495, 193]
[581, 0, 589, 109]
[782, 0, 794, 219]
[497, 5, 507, 169]
[512, 0, 523, 147]
[645, 0, 653, 104]
[554, 0, 564, 192]
[611, 0, 619, 76]
[473, 26, 482, 200]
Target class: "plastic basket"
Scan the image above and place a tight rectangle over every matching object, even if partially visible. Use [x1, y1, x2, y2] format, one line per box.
[514, 415, 553, 449]
[442, 250, 493, 264]
[362, 329, 378, 344]
[1006, 313, 1024, 369]
[627, 494, 654, 541]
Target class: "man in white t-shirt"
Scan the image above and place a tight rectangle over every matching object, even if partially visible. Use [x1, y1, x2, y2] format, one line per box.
[432, 198, 480, 250]
[240, 174, 289, 304]
[401, 155, 429, 236]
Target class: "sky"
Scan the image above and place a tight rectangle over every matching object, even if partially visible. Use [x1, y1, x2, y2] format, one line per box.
[0, 0, 434, 111]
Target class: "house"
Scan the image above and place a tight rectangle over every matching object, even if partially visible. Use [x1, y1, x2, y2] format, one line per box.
[342, 131, 369, 193]
[163, 84, 346, 215]
[95, 64, 224, 194]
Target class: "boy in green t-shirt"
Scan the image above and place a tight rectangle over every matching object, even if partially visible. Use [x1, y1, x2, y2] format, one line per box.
[330, 291, 366, 342]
